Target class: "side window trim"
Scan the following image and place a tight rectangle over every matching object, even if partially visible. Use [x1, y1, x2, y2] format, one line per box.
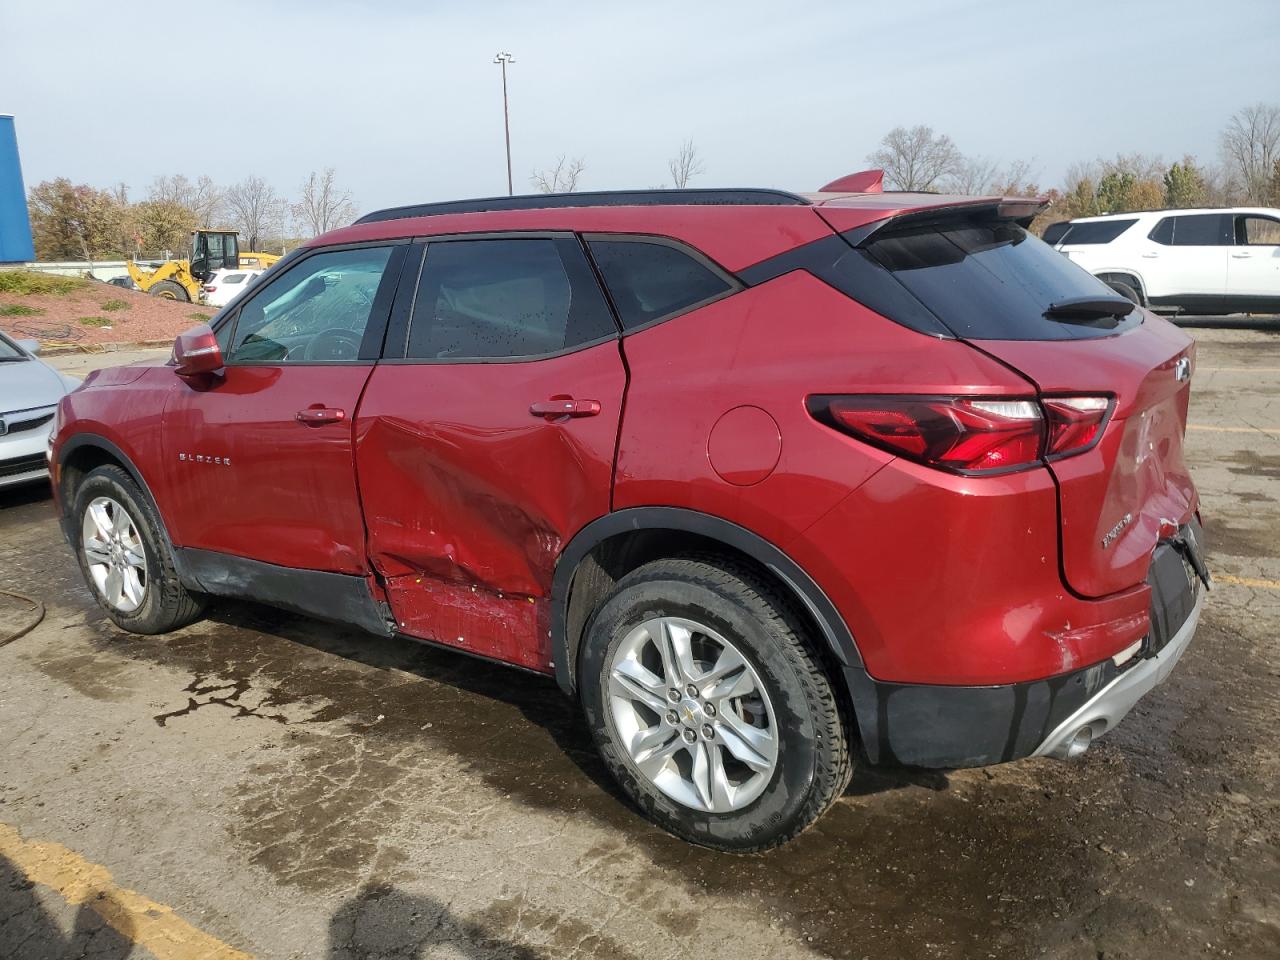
[221, 239, 409, 366]
[390, 232, 620, 365]
[581, 232, 743, 335]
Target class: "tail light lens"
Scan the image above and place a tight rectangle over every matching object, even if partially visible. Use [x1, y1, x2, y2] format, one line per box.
[1042, 396, 1111, 458]
[203, 285, 217, 292]
[809, 395, 1112, 475]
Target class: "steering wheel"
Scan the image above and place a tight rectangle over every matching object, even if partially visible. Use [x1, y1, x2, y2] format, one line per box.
[304, 328, 363, 361]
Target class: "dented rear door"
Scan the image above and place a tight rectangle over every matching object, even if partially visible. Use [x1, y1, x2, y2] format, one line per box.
[353, 236, 625, 672]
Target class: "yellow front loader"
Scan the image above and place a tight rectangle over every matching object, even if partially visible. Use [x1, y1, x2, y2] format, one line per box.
[127, 229, 281, 302]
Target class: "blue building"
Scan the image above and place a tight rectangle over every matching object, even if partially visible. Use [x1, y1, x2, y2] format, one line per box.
[0, 115, 35, 264]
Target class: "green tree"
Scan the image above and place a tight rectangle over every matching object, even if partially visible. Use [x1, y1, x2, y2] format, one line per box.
[133, 199, 197, 257]
[27, 178, 125, 261]
[1096, 171, 1135, 212]
[1163, 158, 1207, 207]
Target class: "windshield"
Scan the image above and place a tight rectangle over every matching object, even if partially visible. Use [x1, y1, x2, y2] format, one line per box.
[0, 333, 28, 361]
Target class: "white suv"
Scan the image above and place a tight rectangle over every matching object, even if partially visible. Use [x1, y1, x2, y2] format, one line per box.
[1043, 208, 1280, 314]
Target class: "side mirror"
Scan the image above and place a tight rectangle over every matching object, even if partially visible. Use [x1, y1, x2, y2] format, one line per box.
[173, 324, 223, 378]
[16, 338, 40, 355]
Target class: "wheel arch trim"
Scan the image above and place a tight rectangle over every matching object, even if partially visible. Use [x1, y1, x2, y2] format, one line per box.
[550, 506, 865, 697]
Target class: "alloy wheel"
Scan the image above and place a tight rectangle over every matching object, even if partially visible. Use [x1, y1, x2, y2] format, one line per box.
[81, 496, 148, 613]
[607, 616, 778, 813]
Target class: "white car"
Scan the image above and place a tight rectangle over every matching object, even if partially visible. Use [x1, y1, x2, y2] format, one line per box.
[201, 268, 263, 308]
[1043, 207, 1280, 314]
[0, 331, 79, 489]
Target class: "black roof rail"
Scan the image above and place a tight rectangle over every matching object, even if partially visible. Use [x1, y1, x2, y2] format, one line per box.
[354, 188, 811, 225]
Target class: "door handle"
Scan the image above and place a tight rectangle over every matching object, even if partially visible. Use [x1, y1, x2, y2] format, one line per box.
[529, 397, 602, 420]
[296, 406, 346, 425]
[1141, 252, 1160, 258]
[1231, 251, 1252, 258]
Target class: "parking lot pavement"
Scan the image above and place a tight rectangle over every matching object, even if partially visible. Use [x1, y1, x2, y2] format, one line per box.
[2, 329, 1278, 960]
[44, 347, 170, 378]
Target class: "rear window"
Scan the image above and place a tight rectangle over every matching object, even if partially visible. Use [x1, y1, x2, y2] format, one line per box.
[1055, 219, 1136, 245]
[1041, 221, 1070, 245]
[863, 219, 1141, 341]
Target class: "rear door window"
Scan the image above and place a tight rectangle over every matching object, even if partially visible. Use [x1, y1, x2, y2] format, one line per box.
[586, 238, 736, 330]
[863, 218, 1140, 341]
[406, 237, 616, 360]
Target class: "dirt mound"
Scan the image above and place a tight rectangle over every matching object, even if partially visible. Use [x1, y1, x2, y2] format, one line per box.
[0, 274, 212, 349]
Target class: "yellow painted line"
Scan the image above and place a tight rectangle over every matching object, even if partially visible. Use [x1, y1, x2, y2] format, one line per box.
[1186, 424, 1280, 435]
[0, 822, 253, 959]
[1215, 574, 1280, 590]
[1198, 367, 1280, 373]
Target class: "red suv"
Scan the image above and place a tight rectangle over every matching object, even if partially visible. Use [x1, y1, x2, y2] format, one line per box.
[51, 177, 1208, 851]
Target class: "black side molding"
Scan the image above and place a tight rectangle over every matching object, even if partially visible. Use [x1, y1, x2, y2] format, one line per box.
[178, 548, 395, 638]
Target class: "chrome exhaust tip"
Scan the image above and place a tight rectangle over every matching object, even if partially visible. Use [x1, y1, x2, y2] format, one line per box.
[1063, 724, 1095, 759]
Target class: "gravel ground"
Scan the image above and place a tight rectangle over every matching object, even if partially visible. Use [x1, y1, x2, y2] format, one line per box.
[0, 328, 1277, 960]
[0, 282, 210, 349]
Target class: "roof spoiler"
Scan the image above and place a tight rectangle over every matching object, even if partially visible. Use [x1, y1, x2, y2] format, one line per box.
[819, 169, 884, 193]
[840, 197, 1051, 245]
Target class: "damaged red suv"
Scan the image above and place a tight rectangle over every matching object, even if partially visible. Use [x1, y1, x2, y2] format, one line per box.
[51, 174, 1208, 851]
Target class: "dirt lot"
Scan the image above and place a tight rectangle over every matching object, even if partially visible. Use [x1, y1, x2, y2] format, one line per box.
[0, 328, 1277, 960]
[0, 276, 210, 349]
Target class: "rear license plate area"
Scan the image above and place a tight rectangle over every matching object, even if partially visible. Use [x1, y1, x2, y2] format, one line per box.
[1146, 524, 1205, 656]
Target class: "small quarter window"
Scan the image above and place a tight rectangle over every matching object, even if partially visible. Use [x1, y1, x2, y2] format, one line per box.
[587, 239, 734, 330]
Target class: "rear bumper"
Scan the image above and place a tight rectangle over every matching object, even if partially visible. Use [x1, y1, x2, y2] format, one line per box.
[849, 528, 1206, 769]
[1033, 590, 1201, 758]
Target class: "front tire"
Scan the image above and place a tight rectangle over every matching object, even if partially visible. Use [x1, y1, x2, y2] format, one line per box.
[72, 465, 205, 634]
[580, 557, 852, 851]
[149, 280, 190, 302]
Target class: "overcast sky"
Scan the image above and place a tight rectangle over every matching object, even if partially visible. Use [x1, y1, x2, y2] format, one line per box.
[2, 0, 1277, 216]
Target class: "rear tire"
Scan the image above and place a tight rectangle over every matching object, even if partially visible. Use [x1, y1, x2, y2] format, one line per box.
[1105, 280, 1142, 305]
[72, 465, 205, 634]
[579, 556, 852, 852]
[149, 280, 190, 302]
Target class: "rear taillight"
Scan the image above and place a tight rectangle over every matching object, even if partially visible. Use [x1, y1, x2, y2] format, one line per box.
[808, 395, 1112, 475]
[203, 285, 217, 292]
[1042, 396, 1110, 458]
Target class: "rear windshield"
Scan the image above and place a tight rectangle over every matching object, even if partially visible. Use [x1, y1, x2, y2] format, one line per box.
[863, 219, 1141, 341]
[1053, 219, 1136, 245]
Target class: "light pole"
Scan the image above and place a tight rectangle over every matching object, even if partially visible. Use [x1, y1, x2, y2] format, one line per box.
[493, 52, 515, 195]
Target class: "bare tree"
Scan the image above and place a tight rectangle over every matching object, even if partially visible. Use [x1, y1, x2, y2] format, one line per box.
[868, 125, 963, 192]
[294, 168, 358, 236]
[945, 156, 1001, 195]
[1221, 103, 1280, 203]
[148, 174, 224, 227]
[989, 158, 1039, 196]
[224, 175, 279, 251]
[530, 155, 586, 193]
[668, 140, 706, 188]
